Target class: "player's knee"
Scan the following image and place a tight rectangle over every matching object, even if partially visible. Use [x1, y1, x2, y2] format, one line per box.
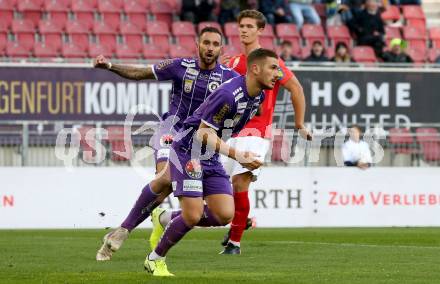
[150, 176, 171, 192]
[182, 210, 203, 227]
[215, 209, 234, 225]
[232, 179, 248, 192]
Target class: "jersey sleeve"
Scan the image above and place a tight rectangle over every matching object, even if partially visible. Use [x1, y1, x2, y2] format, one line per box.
[277, 58, 294, 86]
[152, 58, 180, 81]
[200, 90, 235, 131]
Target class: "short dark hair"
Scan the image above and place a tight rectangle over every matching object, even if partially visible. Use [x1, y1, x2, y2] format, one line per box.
[312, 40, 323, 46]
[238, 9, 266, 29]
[198, 26, 223, 42]
[247, 48, 278, 68]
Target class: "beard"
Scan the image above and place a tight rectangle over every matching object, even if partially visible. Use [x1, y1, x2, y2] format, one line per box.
[199, 51, 218, 66]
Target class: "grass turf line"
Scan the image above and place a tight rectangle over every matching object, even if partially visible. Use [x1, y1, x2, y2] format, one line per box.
[1, 228, 440, 284]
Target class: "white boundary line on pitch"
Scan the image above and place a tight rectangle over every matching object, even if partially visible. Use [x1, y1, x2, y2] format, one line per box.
[268, 240, 440, 250]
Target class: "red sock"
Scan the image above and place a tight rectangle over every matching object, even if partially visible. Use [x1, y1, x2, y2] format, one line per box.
[230, 191, 250, 243]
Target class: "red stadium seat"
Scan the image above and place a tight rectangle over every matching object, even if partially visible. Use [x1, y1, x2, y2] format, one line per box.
[145, 21, 170, 51]
[150, 0, 173, 26]
[327, 25, 351, 47]
[6, 41, 31, 57]
[403, 26, 426, 52]
[172, 21, 196, 36]
[106, 126, 132, 162]
[429, 27, 440, 48]
[300, 46, 311, 59]
[38, 19, 63, 34]
[227, 36, 241, 50]
[416, 128, 440, 163]
[33, 41, 58, 58]
[415, 128, 440, 143]
[170, 45, 194, 58]
[17, 0, 43, 27]
[115, 43, 140, 59]
[41, 33, 63, 52]
[97, 0, 120, 12]
[428, 48, 440, 63]
[93, 21, 117, 34]
[176, 36, 197, 53]
[261, 25, 274, 38]
[351, 46, 377, 63]
[260, 37, 275, 50]
[198, 21, 222, 34]
[222, 44, 240, 56]
[66, 21, 90, 50]
[101, 12, 121, 31]
[301, 24, 326, 47]
[119, 20, 143, 36]
[224, 22, 239, 37]
[385, 26, 401, 44]
[381, 5, 400, 22]
[124, 0, 148, 30]
[402, 5, 425, 20]
[122, 34, 143, 53]
[12, 19, 35, 52]
[406, 47, 426, 63]
[88, 42, 113, 58]
[71, 0, 96, 12]
[407, 19, 426, 34]
[0, 0, 15, 11]
[166, 0, 181, 13]
[276, 23, 300, 40]
[388, 128, 416, 154]
[142, 43, 169, 59]
[0, 33, 6, 55]
[124, 0, 149, 13]
[62, 43, 88, 58]
[0, 9, 13, 31]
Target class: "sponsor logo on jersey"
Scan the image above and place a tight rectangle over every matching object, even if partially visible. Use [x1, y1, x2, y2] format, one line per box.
[278, 67, 284, 81]
[213, 103, 230, 124]
[187, 68, 199, 76]
[159, 134, 174, 147]
[184, 79, 194, 93]
[183, 180, 203, 192]
[156, 59, 173, 70]
[232, 57, 240, 69]
[185, 159, 202, 179]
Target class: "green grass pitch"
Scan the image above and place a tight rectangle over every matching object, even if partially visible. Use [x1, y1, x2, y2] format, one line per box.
[1, 228, 440, 284]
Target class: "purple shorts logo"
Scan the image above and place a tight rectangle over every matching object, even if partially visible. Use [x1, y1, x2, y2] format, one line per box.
[185, 159, 202, 179]
[159, 134, 174, 148]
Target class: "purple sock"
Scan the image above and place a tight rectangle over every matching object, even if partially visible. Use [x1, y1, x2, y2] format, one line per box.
[197, 205, 222, 227]
[155, 215, 192, 257]
[166, 206, 221, 227]
[121, 184, 159, 231]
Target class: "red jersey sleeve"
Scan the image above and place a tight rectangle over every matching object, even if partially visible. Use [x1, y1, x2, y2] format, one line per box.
[277, 58, 294, 86]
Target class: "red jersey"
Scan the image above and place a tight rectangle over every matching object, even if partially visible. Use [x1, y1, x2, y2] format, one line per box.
[229, 54, 294, 138]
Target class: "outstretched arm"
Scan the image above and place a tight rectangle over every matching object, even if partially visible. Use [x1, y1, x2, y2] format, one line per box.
[283, 76, 312, 140]
[196, 122, 262, 171]
[93, 55, 156, 81]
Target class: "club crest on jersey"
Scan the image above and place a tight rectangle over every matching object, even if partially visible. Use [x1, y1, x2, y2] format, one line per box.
[208, 81, 220, 92]
[185, 159, 202, 179]
[159, 134, 174, 148]
[213, 103, 230, 124]
[232, 57, 240, 69]
[184, 79, 194, 93]
[278, 67, 284, 81]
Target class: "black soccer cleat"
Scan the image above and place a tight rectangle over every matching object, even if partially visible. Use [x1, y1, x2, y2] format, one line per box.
[221, 217, 255, 247]
[219, 242, 241, 255]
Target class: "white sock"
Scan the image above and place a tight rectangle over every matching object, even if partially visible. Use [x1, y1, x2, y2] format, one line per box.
[148, 250, 165, 261]
[159, 210, 172, 227]
[229, 240, 240, 247]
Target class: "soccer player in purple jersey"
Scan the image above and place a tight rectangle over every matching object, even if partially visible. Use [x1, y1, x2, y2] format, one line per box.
[144, 48, 280, 277]
[93, 27, 239, 261]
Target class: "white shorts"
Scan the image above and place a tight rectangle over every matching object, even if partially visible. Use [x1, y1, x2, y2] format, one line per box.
[221, 136, 271, 181]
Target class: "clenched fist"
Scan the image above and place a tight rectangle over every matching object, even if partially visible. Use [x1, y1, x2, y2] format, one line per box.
[93, 55, 111, 69]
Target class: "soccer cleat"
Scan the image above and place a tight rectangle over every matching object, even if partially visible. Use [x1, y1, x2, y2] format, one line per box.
[144, 257, 174, 277]
[149, 207, 166, 250]
[221, 217, 256, 247]
[96, 227, 129, 261]
[219, 242, 241, 255]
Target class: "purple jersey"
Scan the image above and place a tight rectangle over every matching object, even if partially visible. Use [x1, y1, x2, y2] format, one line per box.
[152, 58, 239, 131]
[175, 75, 265, 161]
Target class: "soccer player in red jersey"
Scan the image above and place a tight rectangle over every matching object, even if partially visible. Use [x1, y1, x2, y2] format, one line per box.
[219, 10, 312, 254]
